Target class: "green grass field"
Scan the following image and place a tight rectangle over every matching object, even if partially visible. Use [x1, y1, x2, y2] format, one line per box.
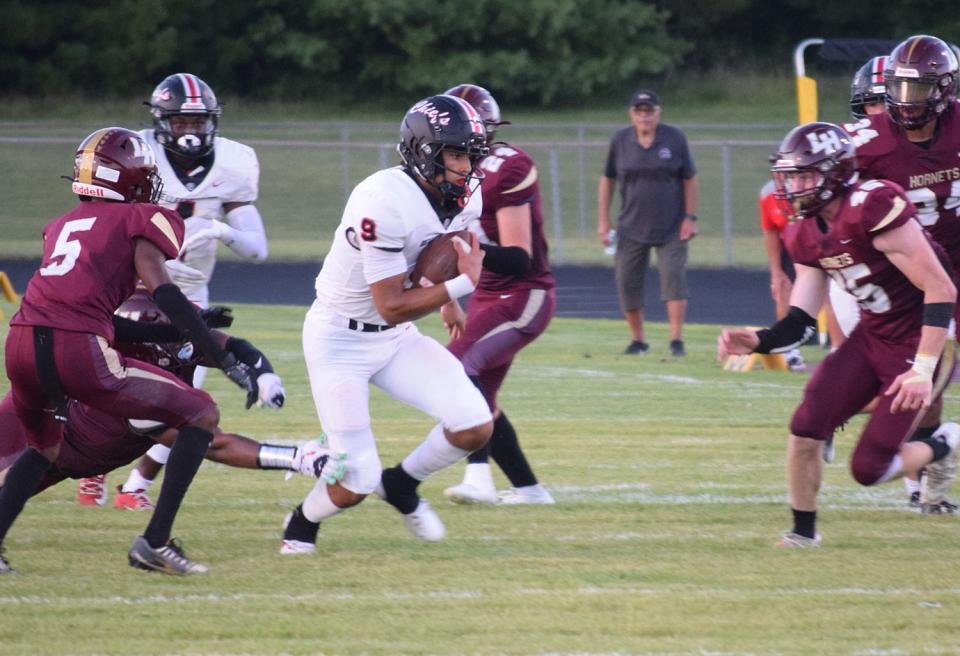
[1, 303, 959, 655]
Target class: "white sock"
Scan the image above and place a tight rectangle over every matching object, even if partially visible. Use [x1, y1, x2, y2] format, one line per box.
[904, 477, 921, 495]
[876, 455, 903, 485]
[302, 481, 345, 523]
[463, 463, 495, 491]
[145, 443, 170, 464]
[402, 423, 470, 481]
[122, 468, 155, 493]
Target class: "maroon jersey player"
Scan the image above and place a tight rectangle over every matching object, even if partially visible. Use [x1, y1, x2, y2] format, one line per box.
[439, 84, 557, 506]
[718, 122, 959, 547]
[842, 35, 960, 509]
[0, 127, 253, 576]
[0, 294, 341, 502]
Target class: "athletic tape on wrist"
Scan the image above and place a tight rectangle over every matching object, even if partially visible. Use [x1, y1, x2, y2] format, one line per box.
[444, 273, 476, 300]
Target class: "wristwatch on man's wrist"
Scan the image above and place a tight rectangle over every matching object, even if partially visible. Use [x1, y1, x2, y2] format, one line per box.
[683, 212, 698, 221]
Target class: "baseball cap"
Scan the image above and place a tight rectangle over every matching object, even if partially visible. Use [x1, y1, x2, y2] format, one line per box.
[631, 89, 660, 108]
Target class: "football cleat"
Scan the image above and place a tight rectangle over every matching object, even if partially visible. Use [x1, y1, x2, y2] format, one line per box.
[909, 490, 922, 509]
[289, 436, 348, 484]
[114, 486, 154, 511]
[497, 485, 556, 505]
[623, 341, 650, 355]
[279, 507, 319, 555]
[921, 499, 958, 515]
[77, 475, 108, 506]
[0, 549, 14, 575]
[444, 482, 497, 505]
[777, 531, 822, 548]
[128, 536, 208, 575]
[920, 422, 960, 506]
[402, 499, 446, 542]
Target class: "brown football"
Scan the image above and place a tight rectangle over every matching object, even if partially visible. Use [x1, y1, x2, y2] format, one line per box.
[410, 230, 472, 288]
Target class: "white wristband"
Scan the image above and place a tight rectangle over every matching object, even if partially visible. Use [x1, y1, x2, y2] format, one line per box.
[443, 273, 476, 300]
[911, 353, 938, 381]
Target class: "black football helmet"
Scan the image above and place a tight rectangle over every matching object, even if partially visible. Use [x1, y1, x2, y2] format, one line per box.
[884, 35, 958, 130]
[850, 56, 889, 119]
[443, 84, 510, 144]
[397, 94, 488, 205]
[72, 127, 162, 203]
[147, 73, 221, 158]
[770, 122, 857, 219]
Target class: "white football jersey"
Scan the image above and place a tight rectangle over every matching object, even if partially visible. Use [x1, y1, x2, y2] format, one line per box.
[314, 167, 483, 325]
[139, 129, 259, 301]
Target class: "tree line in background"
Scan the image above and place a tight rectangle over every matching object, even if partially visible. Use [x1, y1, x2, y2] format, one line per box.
[1, 0, 958, 106]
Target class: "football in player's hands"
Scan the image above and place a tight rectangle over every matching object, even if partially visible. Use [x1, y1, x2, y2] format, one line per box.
[410, 230, 472, 288]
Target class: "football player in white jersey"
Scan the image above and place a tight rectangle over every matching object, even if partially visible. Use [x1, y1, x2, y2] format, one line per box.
[77, 73, 273, 509]
[280, 95, 495, 553]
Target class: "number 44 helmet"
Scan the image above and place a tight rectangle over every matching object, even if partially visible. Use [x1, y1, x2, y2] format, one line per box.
[397, 94, 489, 205]
[770, 122, 858, 219]
[147, 73, 222, 158]
[71, 127, 162, 204]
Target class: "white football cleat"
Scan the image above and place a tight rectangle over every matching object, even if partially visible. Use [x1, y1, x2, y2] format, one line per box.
[444, 482, 497, 505]
[403, 499, 446, 542]
[497, 484, 556, 505]
[921, 422, 960, 506]
[777, 531, 822, 548]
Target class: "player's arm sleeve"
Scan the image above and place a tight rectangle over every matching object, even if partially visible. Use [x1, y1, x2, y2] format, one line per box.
[221, 204, 268, 261]
[152, 284, 230, 366]
[112, 314, 182, 343]
[754, 306, 818, 354]
[479, 244, 531, 276]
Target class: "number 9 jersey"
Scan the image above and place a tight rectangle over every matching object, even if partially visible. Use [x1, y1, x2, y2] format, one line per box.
[313, 167, 482, 325]
[844, 102, 960, 267]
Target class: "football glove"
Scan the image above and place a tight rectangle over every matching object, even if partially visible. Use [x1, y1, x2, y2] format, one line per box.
[255, 372, 286, 410]
[200, 305, 234, 329]
[182, 219, 232, 252]
[218, 352, 255, 397]
[165, 259, 207, 288]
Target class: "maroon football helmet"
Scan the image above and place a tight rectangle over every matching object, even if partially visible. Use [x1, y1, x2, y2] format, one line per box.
[114, 290, 199, 384]
[770, 122, 857, 219]
[71, 127, 162, 203]
[884, 35, 958, 130]
[443, 84, 510, 144]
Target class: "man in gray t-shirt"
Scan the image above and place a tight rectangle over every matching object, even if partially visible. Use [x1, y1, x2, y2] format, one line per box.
[598, 89, 699, 356]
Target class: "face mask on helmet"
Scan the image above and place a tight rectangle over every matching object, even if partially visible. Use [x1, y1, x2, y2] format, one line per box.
[770, 122, 857, 220]
[71, 127, 164, 204]
[148, 73, 221, 158]
[398, 95, 489, 205]
[884, 35, 958, 130]
[850, 56, 889, 119]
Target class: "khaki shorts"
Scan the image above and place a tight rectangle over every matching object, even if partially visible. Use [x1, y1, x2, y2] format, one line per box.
[614, 238, 689, 312]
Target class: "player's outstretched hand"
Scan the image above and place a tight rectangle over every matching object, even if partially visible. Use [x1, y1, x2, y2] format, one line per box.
[454, 232, 484, 286]
[717, 328, 759, 363]
[885, 368, 933, 413]
[182, 219, 230, 252]
[218, 352, 255, 399]
[200, 305, 234, 329]
[255, 372, 286, 409]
